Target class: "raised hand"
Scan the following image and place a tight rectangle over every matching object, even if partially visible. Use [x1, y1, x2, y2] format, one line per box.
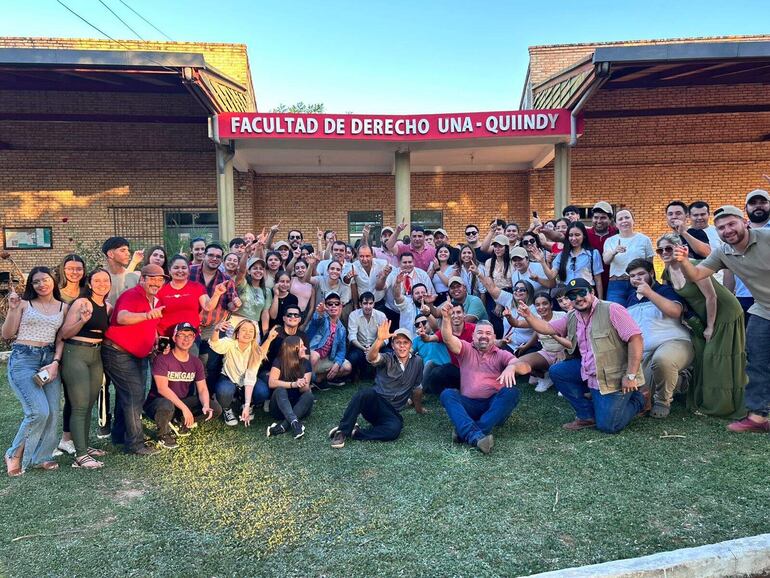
[7, 290, 21, 310]
[516, 299, 531, 318]
[213, 282, 228, 296]
[376, 318, 392, 342]
[315, 301, 326, 315]
[270, 220, 281, 233]
[131, 250, 145, 263]
[672, 245, 689, 262]
[79, 300, 93, 323]
[396, 217, 408, 233]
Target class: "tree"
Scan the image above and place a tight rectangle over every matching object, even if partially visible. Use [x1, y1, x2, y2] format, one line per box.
[271, 102, 325, 113]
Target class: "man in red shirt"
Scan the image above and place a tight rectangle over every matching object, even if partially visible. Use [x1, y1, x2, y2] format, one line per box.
[417, 301, 475, 395]
[438, 302, 531, 454]
[585, 202, 618, 299]
[102, 264, 167, 455]
[385, 223, 437, 272]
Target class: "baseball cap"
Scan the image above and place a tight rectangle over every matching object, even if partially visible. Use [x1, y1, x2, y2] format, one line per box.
[140, 264, 168, 278]
[324, 291, 342, 303]
[447, 275, 465, 287]
[391, 328, 413, 342]
[713, 205, 745, 221]
[491, 234, 510, 246]
[565, 278, 593, 294]
[510, 247, 528, 259]
[745, 189, 770, 205]
[246, 257, 265, 270]
[273, 241, 291, 250]
[433, 228, 448, 237]
[101, 236, 130, 255]
[381, 226, 395, 235]
[592, 201, 613, 216]
[174, 322, 197, 336]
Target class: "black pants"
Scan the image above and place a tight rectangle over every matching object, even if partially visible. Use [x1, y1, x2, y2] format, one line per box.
[144, 395, 223, 436]
[424, 363, 461, 396]
[269, 388, 314, 428]
[338, 387, 403, 442]
[348, 347, 377, 380]
[376, 300, 401, 329]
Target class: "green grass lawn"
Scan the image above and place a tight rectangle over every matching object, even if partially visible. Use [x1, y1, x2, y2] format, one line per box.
[1, 374, 768, 578]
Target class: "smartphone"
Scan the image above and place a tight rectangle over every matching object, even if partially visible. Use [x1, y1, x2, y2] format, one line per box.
[532, 211, 538, 218]
[33, 368, 51, 387]
[157, 336, 171, 353]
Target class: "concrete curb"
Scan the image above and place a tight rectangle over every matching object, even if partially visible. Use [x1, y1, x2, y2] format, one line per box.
[527, 533, 770, 577]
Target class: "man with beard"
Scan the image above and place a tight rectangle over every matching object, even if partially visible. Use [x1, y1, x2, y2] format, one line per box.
[392, 275, 431, 335]
[586, 202, 618, 296]
[519, 278, 648, 433]
[287, 229, 304, 251]
[438, 303, 531, 454]
[675, 203, 770, 434]
[666, 200, 711, 260]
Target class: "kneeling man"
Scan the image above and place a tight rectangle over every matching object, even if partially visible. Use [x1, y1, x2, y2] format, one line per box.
[439, 303, 531, 454]
[145, 322, 222, 449]
[330, 320, 425, 448]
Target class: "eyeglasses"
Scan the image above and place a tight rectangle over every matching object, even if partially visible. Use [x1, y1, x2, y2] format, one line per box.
[513, 287, 528, 293]
[289, 235, 302, 240]
[465, 230, 478, 236]
[414, 320, 428, 327]
[520, 239, 536, 246]
[566, 288, 589, 301]
[655, 246, 675, 255]
[284, 312, 301, 318]
[325, 301, 341, 307]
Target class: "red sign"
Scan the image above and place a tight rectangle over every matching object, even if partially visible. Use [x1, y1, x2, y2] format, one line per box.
[214, 110, 575, 142]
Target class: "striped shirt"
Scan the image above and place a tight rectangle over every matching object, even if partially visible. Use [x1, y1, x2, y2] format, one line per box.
[189, 265, 239, 327]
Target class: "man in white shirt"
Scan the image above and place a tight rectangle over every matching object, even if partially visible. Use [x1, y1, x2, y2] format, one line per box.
[344, 245, 389, 307]
[316, 240, 352, 277]
[347, 292, 387, 380]
[393, 274, 432, 336]
[379, 252, 435, 317]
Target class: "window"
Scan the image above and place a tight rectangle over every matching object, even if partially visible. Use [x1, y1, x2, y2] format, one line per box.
[411, 210, 443, 233]
[165, 211, 219, 254]
[348, 211, 383, 245]
[109, 206, 218, 253]
[561, 205, 618, 223]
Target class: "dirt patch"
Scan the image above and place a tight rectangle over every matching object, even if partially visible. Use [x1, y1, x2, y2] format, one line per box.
[113, 488, 145, 505]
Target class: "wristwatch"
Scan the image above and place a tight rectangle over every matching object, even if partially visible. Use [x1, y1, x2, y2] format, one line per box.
[625, 373, 637, 381]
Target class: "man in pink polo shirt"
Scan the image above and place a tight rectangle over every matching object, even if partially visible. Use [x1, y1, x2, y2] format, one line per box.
[518, 278, 648, 433]
[385, 223, 436, 272]
[438, 302, 531, 455]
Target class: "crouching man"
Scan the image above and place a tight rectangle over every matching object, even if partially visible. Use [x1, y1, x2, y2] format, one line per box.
[438, 302, 531, 455]
[144, 322, 222, 449]
[330, 320, 425, 448]
[518, 278, 649, 433]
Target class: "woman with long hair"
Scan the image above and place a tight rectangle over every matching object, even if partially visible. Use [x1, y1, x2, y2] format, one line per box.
[603, 209, 654, 304]
[141, 245, 169, 276]
[456, 244, 486, 298]
[428, 245, 453, 305]
[211, 320, 277, 427]
[222, 252, 240, 277]
[484, 235, 513, 337]
[657, 233, 746, 418]
[290, 258, 315, 327]
[548, 221, 604, 298]
[58, 268, 112, 469]
[3, 267, 67, 476]
[266, 335, 313, 439]
[264, 250, 283, 291]
[269, 270, 299, 326]
[234, 252, 272, 335]
[500, 280, 540, 356]
[52, 253, 86, 457]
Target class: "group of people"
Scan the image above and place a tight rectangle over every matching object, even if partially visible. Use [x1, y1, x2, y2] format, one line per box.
[4, 185, 770, 474]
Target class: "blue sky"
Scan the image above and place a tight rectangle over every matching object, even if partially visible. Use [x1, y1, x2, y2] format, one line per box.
[1, 1, 767, 113]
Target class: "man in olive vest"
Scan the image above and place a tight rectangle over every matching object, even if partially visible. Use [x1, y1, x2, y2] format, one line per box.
[517, 278, 649, 433]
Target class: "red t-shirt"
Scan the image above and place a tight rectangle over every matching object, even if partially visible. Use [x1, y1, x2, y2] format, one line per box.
[155, 281, 206, 337]
[104, 285, 160, 358]
[586, 226, 618, 294]
[435, 322, 475, 366]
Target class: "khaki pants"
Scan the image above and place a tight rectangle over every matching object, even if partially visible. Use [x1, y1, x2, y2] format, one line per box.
[642, 339, 695, 406]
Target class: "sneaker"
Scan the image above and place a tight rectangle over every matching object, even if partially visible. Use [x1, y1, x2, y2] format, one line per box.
[475, 434, 494, 455]
[223, 409, 238, 427]
[351, 423, 361, 439]
[262, 400, 270, 413]
[96, 425, 111, 439]
[53, 439, 76, 457]
[169, 420, 191, 437]
[157, 433, 178, 450]
[291, 420, 305, 439]
[327, 379, 346, 387]
[129, 444, 159, 456]
[562, 418, 596, 431]
[266, 422, 286, 437]
[727, 417, 770, 433]
[315, 381, 332, 391]
[331, 431, 346, 449]
[534, 377, 553, 393]
[328, 426, 340, 439]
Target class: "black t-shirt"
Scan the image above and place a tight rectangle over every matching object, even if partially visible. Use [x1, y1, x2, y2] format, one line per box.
[266, 327, 310, 367]
[685, 228, 710, 260]
[270, 358, 312, 403]
[269, 294, 300, 328]
[474, 246, 492, 263]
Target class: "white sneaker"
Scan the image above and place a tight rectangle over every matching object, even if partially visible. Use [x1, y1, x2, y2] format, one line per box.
[262, 400, 270, 413]
[223, 409, 238, 426]
[53, 439, 76, 456]
[534, 377, 553, 393]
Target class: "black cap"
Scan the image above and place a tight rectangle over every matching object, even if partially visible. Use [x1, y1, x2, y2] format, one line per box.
[173, 322, 197, 336]
[101, 236, 130, 255]
[565, 278, 593, 293]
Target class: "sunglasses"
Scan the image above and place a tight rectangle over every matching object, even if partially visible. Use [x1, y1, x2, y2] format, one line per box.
[513, 287, 528, 292]
[284, 312, 301, 318]
[566, 288, 589, 301]
[520, 239, 537, 245]
[414, 320, 428, 327]
[325, 301, 341, 307]
[289, 235, 302, 240]
[655, 246, 675, 255]
[465, 230, 478, 236]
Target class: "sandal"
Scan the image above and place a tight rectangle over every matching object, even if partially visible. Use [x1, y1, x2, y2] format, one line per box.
[4, 454, 23, 477]
[33, 460, 59, 471]
[86, 447, 108, 457]
[72, 455, 103, 469]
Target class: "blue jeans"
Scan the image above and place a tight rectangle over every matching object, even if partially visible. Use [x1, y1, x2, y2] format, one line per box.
[101, 345, 147, 452]
[215, 375, 270, 411]
[606, 280, 632, 305]
[745, 315, 770, 416]
[440, 387, 520, 445]
[550, 358, 644, 433]
[6, 344, 61, 469]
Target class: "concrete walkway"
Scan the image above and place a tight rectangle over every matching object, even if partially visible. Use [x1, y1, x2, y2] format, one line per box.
[528, 533, 770, 577]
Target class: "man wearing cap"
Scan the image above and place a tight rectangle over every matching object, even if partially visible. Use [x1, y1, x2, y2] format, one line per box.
[509, 246, 552, 292]
[666, 201, 711, 260]
[386, 223, 437, 272]
[102, 264, 169, 455]
[433, 229, 460, 263]
[518, 278, 648, 433]
[307, 291, 352, 387]
[586, 202, 618, 298]
[347, 291, 388, 380]
[372, 226, 400, 268]
[438, 302, 531, 454]
[418, 300, 475, 395]
[726, 190, 770, 318]
[330, 319, 425, 448]
[674, 203, 770, 433]
[144, 322, 222, 449]
[446, 276, 487, 323]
